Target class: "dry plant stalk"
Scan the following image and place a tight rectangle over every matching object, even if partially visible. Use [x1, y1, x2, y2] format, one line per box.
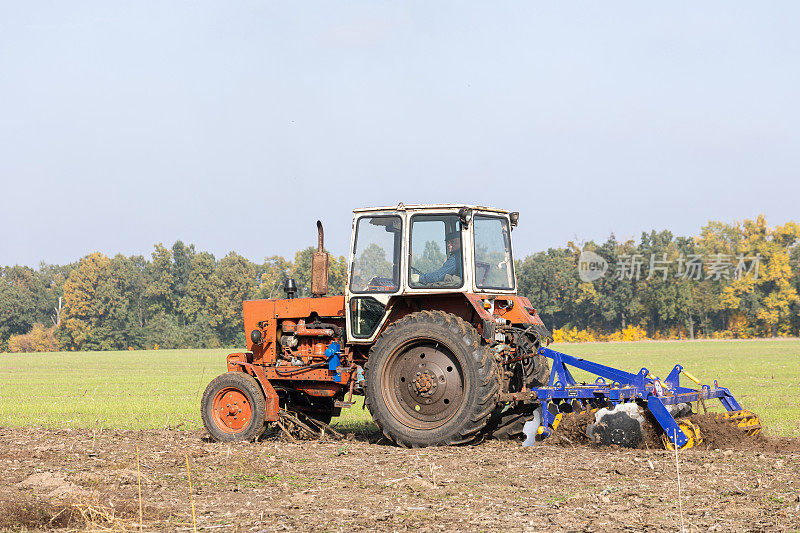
[185, 452, 198, 533]
[673, 430, 685, 533]
[277, 409, 343, 441]
[136, 446, 143, 531]
[56, 495, 119, 530]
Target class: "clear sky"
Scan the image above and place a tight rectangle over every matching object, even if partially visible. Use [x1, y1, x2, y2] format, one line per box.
[2, 2, 798, 267]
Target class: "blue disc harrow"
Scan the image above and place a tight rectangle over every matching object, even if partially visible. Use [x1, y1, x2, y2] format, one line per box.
[512, 347, 761, 448]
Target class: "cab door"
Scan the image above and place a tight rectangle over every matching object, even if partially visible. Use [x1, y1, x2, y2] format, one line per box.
[345, 213, 405, 343]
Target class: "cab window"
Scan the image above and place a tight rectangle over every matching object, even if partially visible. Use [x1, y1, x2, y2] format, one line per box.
[473, 215, 514, 290]
[408, 214, 463, 289]
[349, 297, 386, 338]
[350, 215, 402, 293]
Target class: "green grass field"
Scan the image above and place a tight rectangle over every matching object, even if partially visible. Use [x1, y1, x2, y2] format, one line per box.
[1, 340, 799, 437]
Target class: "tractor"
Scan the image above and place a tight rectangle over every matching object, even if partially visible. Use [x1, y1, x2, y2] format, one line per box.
[201, 204, 760, 449]
[201, 204, 552, 447]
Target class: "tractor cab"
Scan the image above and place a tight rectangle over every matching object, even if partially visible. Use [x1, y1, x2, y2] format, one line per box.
[346, 204, 518, 343]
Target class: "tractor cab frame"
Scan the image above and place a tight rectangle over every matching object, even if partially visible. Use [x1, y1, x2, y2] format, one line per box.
[346, 204, 518, 344]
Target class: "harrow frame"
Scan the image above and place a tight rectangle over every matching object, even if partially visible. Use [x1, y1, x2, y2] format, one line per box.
[523, 347, 748, 448]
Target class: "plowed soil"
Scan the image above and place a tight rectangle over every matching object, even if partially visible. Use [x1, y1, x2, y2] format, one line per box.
[551, 411, 797, 452]
[1, 425, 799, 532]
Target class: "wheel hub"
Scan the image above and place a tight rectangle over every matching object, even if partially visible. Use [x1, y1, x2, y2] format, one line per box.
[383, 343, 464, 429]
[212, 388, 252, 433]
[411, 371, 437, 396]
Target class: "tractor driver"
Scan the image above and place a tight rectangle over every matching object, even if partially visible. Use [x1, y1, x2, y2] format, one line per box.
[411, 231, 462, 285]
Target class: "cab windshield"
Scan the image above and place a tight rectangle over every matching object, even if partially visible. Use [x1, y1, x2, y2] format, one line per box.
[408, 214, 463, 289]
[473, 215, 514, 290]
[350, 215, 402, 293]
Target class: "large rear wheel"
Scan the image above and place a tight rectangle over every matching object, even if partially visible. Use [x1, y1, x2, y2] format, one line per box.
[364, 311, 499, 447]
[201, 372, 267, 442]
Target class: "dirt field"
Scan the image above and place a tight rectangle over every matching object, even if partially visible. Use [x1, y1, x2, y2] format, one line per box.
[2, 423, 799, 532]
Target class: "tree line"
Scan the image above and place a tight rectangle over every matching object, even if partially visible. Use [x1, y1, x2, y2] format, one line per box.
[1, 215, 798, 352]
[518, 215, 800, 340]
[0, 244, 347, 352]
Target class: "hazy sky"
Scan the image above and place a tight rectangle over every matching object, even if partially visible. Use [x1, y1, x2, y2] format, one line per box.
[2, 2, 799, 267]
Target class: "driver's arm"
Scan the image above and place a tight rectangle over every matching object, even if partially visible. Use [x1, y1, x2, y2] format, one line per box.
[419, 253, 460, 284]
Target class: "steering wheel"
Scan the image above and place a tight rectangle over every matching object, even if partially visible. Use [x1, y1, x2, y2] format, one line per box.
[410, 265, 423, 275]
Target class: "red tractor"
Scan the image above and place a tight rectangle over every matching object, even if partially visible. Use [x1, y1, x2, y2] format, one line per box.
[201, 204, 552, 447]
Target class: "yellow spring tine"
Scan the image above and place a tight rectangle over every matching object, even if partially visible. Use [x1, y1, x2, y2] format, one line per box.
[715, 410, 762, 437]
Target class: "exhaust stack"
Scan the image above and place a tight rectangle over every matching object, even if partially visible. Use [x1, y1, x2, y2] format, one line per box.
[311, 220, 329, 296]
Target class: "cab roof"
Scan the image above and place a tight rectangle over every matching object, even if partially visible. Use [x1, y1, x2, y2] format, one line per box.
[352, 203, 511, 216]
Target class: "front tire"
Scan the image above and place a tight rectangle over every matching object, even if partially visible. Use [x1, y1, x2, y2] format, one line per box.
[364, 311, 499, 447]
[201, 372, 267, 442]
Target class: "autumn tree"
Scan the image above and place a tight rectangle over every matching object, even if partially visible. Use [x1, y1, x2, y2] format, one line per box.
[211, 252, 257, 345]
[0, 266, 49, 350]
[516, 248, 581, 329]
[175, 251, 220, 347]
[145, 244, 176, 317]
[7, 323, 58, 352]
[257, 255, 292, 299]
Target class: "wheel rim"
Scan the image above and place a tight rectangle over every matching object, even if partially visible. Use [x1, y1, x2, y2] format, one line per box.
[211, 387, 253, 433]
[382, 341, 465, 430]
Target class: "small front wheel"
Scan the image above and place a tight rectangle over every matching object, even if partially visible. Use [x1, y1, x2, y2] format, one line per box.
[201, 372, 267, 442]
